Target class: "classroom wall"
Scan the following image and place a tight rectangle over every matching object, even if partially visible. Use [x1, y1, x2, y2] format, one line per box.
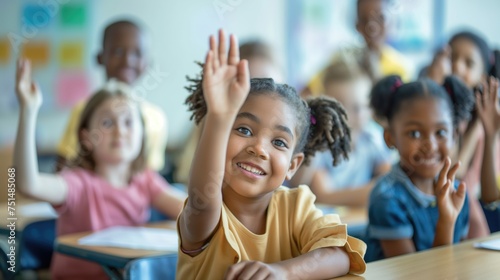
[0, 0, 499, 155]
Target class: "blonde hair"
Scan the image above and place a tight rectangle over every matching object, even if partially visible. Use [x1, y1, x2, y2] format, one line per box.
[322, 53, 370, 88]
[71, 79, 147, 174]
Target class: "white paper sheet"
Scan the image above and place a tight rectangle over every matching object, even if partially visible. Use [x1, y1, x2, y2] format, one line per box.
[474, 238, 500, 251]
[78, 226, 178, 251]
[19, 202, 58, 218]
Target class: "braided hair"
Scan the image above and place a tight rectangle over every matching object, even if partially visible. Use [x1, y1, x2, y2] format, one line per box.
[185, 64, 351, 166]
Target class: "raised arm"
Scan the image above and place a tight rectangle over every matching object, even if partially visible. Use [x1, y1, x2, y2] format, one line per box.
[13, 58, 68, 205]
[433, 158, 466, 246]
[476, 77, 500, 203]
[179, 30, 250, 253]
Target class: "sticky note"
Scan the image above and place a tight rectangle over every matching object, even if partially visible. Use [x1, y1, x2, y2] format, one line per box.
[0, 38, 10, 64]
[21, 41, 50, 67]
[56, 72, 91, 108]
[60, 3, 86, 27]
[22, 4, 53, 29]
[59, 41, 84, 68]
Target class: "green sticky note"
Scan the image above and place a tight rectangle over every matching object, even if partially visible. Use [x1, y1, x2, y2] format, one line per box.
[60, 4, 86, 27]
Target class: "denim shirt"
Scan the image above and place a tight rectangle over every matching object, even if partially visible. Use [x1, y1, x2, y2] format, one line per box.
[365, 163, 469, 262]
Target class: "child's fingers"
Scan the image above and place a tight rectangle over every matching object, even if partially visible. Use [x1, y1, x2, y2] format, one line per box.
[456, 181, 466, 199]
[436, 157, 451, 188]
[209, 35, 219, 71]
[228, 34, 240, 65]
[236, 60, 249, 87]
[475, 89, 484, 112]
[447, 161, 461, 185]
[489, 76, 499, 104]
[204, 50, 214, 77]
[218, 29, 227, 65]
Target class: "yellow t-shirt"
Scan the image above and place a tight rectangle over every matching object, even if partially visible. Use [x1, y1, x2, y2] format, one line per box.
[57, 99, 168, 171]
[177, 185, 366, 279]
[308, 45, 411, 96]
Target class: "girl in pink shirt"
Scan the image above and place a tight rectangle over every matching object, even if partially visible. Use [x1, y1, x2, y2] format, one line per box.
[13, 58, 186, 280]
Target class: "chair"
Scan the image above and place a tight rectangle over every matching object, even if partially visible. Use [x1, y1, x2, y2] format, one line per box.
[124, 254, 177, 280]
[0, 218, 56, 279]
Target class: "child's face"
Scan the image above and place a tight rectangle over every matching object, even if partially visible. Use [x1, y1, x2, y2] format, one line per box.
[223, 94, 304, 198]
[98, 24, 147, 85]
[324, 78, 372, 133]
[450, 37, 485, 88]
[356, 0, 387, 50]
[385, 97, 454, 182]
[82, 96, 144, 166]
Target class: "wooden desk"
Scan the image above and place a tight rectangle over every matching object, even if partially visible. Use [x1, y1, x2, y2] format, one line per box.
[336, 232, 500, 279]
[55, 221, 177, 280]
[316, 204, 368, 226]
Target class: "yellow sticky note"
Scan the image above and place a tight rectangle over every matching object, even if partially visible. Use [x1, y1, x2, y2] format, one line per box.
[59, 41, 84, 68]
[0, 38, 10, 64]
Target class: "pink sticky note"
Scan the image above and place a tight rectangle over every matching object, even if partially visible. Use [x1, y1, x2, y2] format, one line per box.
[56, 72, 90, 108]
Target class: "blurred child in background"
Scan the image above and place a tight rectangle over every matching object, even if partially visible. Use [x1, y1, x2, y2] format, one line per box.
[291, 55, 391, 207]
[14, 59, 185, 280]
[301, 0, 412, 98]
[57, 19, 168, 173]
[427, 31, 500, 237]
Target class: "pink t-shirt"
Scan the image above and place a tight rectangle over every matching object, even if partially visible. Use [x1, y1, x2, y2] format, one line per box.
[50, 168, 168, 280]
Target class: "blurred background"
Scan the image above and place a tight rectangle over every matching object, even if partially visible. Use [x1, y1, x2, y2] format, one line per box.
[0, 0, 499, 157]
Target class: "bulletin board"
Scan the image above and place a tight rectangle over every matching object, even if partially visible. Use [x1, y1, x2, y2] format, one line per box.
[0, 0, 94, 114]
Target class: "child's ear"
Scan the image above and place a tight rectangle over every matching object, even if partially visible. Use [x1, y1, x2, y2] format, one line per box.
[285, 152, 305, 181]
[383, 129, 394, 149]
[97, 52, 103, 66]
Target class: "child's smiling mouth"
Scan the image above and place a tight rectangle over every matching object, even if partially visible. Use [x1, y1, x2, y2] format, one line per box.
[237, 162, 266, 176]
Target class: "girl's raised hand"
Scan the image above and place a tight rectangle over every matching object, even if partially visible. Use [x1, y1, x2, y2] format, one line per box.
[434, 158, 466, 223]
[475, 76, 500, 136]
[202, 29, 250, 118]
[15, 58, 42, 111]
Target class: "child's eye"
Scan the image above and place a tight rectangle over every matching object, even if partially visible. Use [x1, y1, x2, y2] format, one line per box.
[409, 131, 421, 138]
[272, 139, 288, 148]
[125, 118, 133, 127]
[436, 129, 448, 138]
[102, 119, 113, 128]
[236, 127, 251, 136]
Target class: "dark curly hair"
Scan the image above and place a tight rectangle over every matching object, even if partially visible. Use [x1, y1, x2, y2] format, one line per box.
[185, 65, 351, 166]
[370, 75, 474, 127]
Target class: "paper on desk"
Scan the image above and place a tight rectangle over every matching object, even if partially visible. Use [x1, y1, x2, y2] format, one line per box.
[19, 202, 58, 218]
[474, 238, 500, 251]
[78, 226, 178, 251]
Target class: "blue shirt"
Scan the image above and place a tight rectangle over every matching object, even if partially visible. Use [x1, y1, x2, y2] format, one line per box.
[313, 123, 391, 190]
[365, 164, 469, 262]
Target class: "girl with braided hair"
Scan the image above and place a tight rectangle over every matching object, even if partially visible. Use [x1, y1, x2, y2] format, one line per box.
[365, 75, 474, 262]
[177, 30, 366, 280]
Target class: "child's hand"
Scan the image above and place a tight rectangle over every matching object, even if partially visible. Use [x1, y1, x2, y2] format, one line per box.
[15, 58, 42, 111]
[475, 76, 500, 137]
[224, 261, 286, 280]
[203, 29, 250, 118]
[427, 46, 451, 84]
[434, 158, 466, 223]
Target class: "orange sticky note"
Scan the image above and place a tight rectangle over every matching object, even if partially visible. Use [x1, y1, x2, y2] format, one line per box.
[21, 41, 50, 67]
[0, 38, 10, 64]
[59, 41, 84, 68]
